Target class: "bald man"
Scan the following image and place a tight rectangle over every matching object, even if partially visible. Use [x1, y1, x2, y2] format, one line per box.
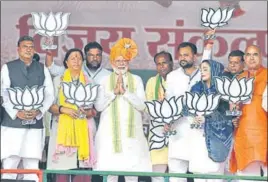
[229, 45, 267, 181]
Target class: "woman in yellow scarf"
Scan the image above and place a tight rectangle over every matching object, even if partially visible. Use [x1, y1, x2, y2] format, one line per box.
[47, 48, 96, 170]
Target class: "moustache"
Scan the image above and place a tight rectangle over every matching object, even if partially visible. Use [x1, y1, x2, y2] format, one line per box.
[179, 60, 193, 68]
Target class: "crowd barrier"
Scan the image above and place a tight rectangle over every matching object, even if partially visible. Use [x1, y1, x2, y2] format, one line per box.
[1, 169, 267, 182]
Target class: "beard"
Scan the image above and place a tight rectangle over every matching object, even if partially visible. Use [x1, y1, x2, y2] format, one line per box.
[179, 60, 194, 69]
[114, 67, 128, 75]
[86, 60, 101, 71]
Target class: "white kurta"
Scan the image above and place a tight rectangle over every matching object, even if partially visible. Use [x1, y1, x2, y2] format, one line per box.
[94, 73, 152, 172]
[165, 49, 212, 160]
[165, 49, 224, 174]
[0, 63, 54, 160]
[165, 67, 201, 160]
[187, 117, 224, 173]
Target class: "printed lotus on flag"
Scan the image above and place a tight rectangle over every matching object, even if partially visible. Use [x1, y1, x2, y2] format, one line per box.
[31, 12, 71, 37]
[185, 92, 221, 116]
[215, 76, 254, 104]
[61, 82, 99, 107]
[145, 96, 184, 124]
[201, 8, 235, 29]
[149, 123, 169, 150]
[7, 86, 45, 110]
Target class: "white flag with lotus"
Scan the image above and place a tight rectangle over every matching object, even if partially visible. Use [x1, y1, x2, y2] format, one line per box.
[185, 92, 221, 129]
[201, 7, 234, 40]
[31, 12, 71, 50]
[7, 85, 45, 125]
[61, 82, 99, 119]
[145, 96, 183, 150]
[215, 76, 254, 116]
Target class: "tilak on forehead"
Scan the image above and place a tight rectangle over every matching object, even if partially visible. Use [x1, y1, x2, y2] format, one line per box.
[109, 38, 138, 64]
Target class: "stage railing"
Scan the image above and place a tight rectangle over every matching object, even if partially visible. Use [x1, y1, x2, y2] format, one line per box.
[43, 170, 267, 182]
[1, 169, 267, 182]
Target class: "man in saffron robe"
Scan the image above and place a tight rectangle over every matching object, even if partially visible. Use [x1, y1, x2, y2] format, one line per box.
[94, 38, 152, 182]
[229, 45, 267, 180]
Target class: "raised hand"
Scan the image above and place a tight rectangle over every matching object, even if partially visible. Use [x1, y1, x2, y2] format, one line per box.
[204, 28, 216, 49]
[45, 50, 54, 67]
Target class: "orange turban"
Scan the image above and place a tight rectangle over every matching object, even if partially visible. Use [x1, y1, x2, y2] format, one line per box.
[110, 38, 138, 63]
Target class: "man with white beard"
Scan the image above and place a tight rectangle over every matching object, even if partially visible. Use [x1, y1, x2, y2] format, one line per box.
[94, 38, 152, 182]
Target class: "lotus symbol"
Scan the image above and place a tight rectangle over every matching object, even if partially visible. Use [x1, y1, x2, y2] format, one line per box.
[61, 82, 99, 108]
[215, 76, 254, 104]
[7, 86, 45, 111]
[149, 123, 169, 151]
[185, 92, 221, 116]
[201, 8, 235, 29]
[145, 96, 183, 150]
[31, 12, 71, 37]
[145, 96, 184, 124]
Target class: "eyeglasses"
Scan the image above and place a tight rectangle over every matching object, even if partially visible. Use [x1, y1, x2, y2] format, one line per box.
[21, 45, 34, 50]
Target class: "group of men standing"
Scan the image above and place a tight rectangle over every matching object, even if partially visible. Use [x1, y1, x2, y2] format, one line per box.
[0, 27, 267, 182]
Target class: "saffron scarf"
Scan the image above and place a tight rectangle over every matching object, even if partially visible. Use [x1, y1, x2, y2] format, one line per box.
[109, 72, 135, 153]
[56, 69, 90, 161]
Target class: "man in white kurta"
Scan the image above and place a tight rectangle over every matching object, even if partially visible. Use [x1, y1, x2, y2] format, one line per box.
[1, 36, 54, 182]
[94, 38, 152, 182]
[165, 40, 212, 182]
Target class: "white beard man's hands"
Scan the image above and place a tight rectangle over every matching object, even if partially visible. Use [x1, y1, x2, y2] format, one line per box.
[114, 84, 120, 95]
[119, 83, 125, 95]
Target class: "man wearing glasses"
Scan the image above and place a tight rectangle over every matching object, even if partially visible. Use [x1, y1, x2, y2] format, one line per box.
[222, 50, 245, 79]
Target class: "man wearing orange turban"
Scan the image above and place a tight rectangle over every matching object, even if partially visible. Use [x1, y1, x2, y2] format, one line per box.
[94, 38, 152, 182]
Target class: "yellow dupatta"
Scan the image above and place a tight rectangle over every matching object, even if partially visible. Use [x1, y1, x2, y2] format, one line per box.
[56, 69, 90, 161]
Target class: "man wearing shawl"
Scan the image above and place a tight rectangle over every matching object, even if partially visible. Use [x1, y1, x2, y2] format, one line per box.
[94, 38, 152, 182]
[229, 45, 267, 180]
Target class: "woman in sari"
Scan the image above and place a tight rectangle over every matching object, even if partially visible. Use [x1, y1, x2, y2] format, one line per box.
[188, 59, 234, 182]
[47, 48, 97, 170]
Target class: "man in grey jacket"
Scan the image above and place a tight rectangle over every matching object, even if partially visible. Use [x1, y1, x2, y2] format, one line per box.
[1, 36, 54, 182]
